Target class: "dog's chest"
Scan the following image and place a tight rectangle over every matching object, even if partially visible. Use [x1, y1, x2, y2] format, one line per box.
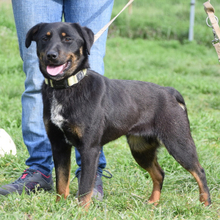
[50, 94, 66, 129]
[49, 93, 83, 146]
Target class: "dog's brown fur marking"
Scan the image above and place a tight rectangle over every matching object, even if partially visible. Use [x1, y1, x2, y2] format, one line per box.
[79, 191, 93, 209]
[70, 125, 83, 139]
[147, 160, 164, 204]
[190, 170, 210, 206]
[79, 46, 83, 55]
[56, 166, 71, 201]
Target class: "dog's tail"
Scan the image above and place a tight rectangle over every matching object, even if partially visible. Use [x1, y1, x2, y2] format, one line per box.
[165, 87, 186, 111]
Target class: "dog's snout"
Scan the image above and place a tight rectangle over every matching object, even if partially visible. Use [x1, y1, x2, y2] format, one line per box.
[47, 51, 58, 60]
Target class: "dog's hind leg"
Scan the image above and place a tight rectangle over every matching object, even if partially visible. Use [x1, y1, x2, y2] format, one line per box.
[161, 129, 211, 206]
[127, 135, 165, 204]
[190, 166, 211, 206]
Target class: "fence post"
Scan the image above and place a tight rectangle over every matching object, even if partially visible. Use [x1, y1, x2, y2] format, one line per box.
[189, 0, 196, 41]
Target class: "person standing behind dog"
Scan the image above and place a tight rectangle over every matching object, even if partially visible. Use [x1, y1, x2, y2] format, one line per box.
[0, 0, 114, 200]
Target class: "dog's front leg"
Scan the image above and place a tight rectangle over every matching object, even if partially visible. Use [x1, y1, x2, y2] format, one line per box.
[53, 143, 72, 202]
[43, 110, 72, 201]
[77, 147, 101, 209]
[47, 128, 72, 202]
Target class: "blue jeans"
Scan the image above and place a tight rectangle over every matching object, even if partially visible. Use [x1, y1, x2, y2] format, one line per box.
[12, 0, 114, 176]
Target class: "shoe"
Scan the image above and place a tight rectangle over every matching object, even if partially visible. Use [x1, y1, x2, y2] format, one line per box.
[92, 173, 104, 200]
[0, 168, 53, 195]
[76, 170, 112, 201]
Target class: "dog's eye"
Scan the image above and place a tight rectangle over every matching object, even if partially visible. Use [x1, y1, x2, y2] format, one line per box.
[64, 37, 72, 42]
[42, 36, 49, 42]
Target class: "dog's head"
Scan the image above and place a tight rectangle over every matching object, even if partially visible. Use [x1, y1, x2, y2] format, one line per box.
[26, 22, 94, 81]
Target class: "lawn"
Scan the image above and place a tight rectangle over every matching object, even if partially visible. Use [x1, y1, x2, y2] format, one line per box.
[0, 0, 220, 219]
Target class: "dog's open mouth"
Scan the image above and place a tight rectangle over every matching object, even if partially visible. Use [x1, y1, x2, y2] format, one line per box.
[46, 61, 71, 76]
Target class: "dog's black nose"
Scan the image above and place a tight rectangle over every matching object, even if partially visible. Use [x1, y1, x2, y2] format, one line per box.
[47, 51, 58, 60]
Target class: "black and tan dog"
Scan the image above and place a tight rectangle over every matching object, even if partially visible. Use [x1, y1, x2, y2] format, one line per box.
[25, 22, 211, 208]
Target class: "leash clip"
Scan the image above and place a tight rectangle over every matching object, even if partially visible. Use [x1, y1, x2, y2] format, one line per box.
[206, 16, 220, 45]
[204, 1, 220, 62]
[206, 15, 219, 27]
[212, 29, 220, 45]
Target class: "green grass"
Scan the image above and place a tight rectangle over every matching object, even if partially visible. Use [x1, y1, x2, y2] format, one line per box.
[111, 0, 220, 45]
[0, 1, 220, 219]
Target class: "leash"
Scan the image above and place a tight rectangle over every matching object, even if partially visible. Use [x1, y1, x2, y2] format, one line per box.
[204, 0, 220, 62]
[94, 0, 134, 42]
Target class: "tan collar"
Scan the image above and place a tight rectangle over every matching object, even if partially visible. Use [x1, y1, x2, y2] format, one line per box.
[44, 69, 87, 89]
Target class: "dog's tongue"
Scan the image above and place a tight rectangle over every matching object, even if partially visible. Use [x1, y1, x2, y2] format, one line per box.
[47, 64, 64, 76]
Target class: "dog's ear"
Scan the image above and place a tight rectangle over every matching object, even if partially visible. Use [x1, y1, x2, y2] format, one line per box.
[72, 23, 94, 55]
[25, 23, 46, 48]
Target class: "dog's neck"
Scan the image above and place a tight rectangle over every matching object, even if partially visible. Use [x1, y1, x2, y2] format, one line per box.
[44, 69, 87, 89]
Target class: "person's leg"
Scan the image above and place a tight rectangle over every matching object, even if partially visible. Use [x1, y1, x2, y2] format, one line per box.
[12, 0, 64, 176]
[64, 0, 114, 175]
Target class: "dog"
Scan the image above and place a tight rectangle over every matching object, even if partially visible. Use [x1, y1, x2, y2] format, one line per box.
[25, 22, 211, 208]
